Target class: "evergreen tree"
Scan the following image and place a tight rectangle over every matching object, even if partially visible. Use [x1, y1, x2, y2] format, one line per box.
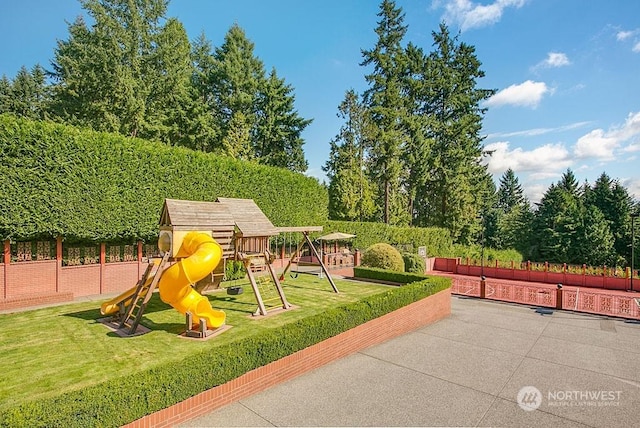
[572, 204, 616, 266]
[360, 0, 409, 225]
[254, 69, 311, 172]
[557, 168, 580, 195]
[0, 65, 50, 120]
[49, 0, 195, 144]
[210, 24, 265, 158]
[413, 22, 495, 243]
[189, 33, 220, 152]
[497, 168, 525, 212]
[323, 90, 376, 221]
[403, 43, 432, 225]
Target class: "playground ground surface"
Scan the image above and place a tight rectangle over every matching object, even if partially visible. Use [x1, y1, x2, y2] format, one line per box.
[182, 294, 640, 427]
[0, 272, 389, 413]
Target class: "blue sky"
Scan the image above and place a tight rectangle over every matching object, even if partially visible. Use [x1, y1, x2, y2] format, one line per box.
[1, 0, 640, 203]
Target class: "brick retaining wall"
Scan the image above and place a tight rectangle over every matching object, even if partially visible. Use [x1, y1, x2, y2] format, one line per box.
[123, 287, 451, 427]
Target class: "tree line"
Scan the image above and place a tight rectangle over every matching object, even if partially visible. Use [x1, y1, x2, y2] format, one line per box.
[488, 168, 639, 268]
[323, 0, 638, 267]
[323, 0, 495, 245]
[2, 0, 638, 267]
[0, 0, 310, 172]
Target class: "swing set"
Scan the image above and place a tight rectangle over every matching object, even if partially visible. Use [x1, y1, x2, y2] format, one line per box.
[276, 227, 339, 293]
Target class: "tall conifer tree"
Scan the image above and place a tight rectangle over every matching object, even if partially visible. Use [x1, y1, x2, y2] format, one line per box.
[361, 0, 409, 224]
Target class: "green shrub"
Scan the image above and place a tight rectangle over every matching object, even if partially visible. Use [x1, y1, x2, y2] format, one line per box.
[323, 220, 454, 257]
[0, 114, 327, 242]
[0, 276, 450, 427]
[361, 243, 404, 272]
[223, 260, 246, 281]
[452, 244, 523, 263]
[353, 266, 428, 284]
[403, 253, 426, 274]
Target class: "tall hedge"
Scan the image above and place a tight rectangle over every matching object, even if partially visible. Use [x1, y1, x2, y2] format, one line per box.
[323, 220, 454, 257]
[0, 115, 327, 242]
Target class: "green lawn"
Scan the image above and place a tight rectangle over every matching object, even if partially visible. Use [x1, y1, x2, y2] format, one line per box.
[0, 274, 389, 411]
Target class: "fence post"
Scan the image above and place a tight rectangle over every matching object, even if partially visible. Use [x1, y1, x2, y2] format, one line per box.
[56, 236, 63, 293]
[100, 243, 106, 294]
[556, 284, 563, 310]
[137, 240, 143, 279]
[3, 240, 9, 299]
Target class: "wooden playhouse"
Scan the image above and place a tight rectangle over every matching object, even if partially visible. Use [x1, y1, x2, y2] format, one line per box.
[159, 197, 335, 316]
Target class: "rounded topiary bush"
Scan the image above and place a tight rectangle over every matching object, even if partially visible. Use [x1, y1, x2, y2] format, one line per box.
[362, 243, 405, 272]
[402, 252, 426, 274]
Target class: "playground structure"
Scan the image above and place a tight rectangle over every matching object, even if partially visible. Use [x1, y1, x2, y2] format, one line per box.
[100, 198, 337, 337]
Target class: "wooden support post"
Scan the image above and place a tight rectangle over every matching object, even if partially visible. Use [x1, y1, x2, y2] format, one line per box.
[242, 254, 268, 316]
[279, 238, 306, 281]
[265, 250, 291, 309]
[303, 232, 339, 293]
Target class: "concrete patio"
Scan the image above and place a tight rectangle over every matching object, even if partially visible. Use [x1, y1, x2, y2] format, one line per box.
[181, 295, 640, 427]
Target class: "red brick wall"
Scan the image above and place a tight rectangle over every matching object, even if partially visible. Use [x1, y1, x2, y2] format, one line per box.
[102, 262, 140, 294]
[0, 264, 4, 299]
[59, 265, 101, 297]
[123, 287, 451, 428]
[5, 260, 57, 298]
[436, 258, 630, 290]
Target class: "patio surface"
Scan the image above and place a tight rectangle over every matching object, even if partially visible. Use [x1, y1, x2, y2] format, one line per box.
[181, 295, 640, 427]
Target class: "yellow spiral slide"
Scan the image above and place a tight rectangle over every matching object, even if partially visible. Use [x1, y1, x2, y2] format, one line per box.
[159, 232, 226, 328]
[100, 232, 226, 329]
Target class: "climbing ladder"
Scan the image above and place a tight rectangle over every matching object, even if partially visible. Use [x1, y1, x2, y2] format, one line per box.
[118, 252, 170, 335]
[241, 251, 291, 316]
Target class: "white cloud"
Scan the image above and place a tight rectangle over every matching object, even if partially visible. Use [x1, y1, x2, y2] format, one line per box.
[615, 28, 640, 52]
[540, 52, 570, 68]
[485, 80, 550, 108]
[488, 121, 591, 139]
[574, 130, 618, 161]
[436, 0, 527, 31]
[621, 177, 640, 200]
[522, 183, 547, 205]
[483, 141, 572, 175]
[616, 30, 634, 41]
[573, 111, 640, 160]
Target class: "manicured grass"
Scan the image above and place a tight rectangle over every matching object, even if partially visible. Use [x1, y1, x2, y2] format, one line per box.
[0, 274, 390, 411]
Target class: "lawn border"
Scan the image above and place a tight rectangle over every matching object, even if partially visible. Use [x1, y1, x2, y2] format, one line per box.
[123, 287, 451, 427]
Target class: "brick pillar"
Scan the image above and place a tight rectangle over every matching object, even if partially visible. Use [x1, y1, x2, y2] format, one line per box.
[56, 236, 63, 293]
[137, 241, 143, 279]
[3, 240, 9, 299]
[100, 243, 106, 294]
[556, 284, 563, 310]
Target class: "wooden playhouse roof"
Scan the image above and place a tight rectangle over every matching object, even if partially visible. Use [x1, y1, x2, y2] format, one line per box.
[159, 199, 235, 229]
[216, 197, 279, 237]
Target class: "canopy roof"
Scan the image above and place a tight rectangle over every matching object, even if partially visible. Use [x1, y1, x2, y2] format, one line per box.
[317, 232, 356, 241]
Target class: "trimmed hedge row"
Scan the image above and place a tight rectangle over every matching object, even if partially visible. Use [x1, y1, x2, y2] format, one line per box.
[0, 114, 327, 242]
[353, 266, 430, 285]
[324, 220, 454, 257]
[0, 275, 450, 427]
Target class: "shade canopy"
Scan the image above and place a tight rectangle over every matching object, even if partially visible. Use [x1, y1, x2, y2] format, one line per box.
[317, 232, 356, 241]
